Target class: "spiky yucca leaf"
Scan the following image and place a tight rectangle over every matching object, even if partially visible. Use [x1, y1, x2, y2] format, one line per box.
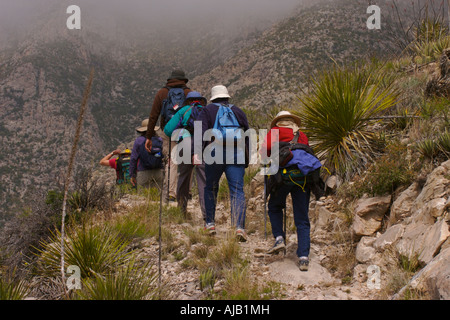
[296, 64, 399, 178]
[35, 224, 132, 278]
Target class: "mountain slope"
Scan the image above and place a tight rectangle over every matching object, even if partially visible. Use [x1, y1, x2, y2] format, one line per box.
[190, 0, 401, 120]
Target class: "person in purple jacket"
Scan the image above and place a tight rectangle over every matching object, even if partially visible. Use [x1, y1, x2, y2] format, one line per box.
[130, 119, 164, 190]
[196, 85, 250, 242]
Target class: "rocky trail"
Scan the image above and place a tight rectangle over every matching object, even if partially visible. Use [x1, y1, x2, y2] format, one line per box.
[113, 159, 450, 300]
[117, 191, 374, 300]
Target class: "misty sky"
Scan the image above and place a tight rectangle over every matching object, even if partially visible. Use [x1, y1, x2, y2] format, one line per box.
[0, 0, 303, 31]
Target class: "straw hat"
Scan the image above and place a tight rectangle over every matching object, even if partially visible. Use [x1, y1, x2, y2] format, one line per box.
[270, 111, 302, 128]
[136, 119, 159, 133]
[210, 85, 231, 101]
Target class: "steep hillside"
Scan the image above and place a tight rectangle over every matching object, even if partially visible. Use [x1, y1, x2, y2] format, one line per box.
[0, 2, 285, 219]
[190, 0, 401, 120]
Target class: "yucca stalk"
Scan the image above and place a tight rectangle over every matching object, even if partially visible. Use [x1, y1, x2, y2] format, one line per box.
[297, 64, 399, 179]
[60, 68, 94, 297]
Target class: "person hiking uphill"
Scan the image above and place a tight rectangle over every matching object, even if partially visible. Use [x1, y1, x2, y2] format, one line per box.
[144, 69, 191, 202]
[260, 111, 312, 271]
[99, 148, 133, 186]
[196, 85, 250, 242]
[164, 91, 207, 221]
[129, 119, 164, 190]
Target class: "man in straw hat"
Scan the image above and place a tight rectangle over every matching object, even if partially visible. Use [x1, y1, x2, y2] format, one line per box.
[129, 118, 164, 190]
[260, 110, 312, 271]
[144, 69, 191, 201]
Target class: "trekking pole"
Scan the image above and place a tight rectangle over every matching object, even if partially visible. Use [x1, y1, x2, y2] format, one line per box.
[263, 174, 268, 241]
[166, 139, 171, 204]
[283, 205, 287, 246]
[158, 164, 164, 299]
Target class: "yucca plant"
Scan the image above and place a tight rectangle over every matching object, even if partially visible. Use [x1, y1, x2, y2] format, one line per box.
[0, 274, 30, 300]
[296, 64, 399, 179]
[437, 130, 450, 156]
[416, 138, 439, 159]
[35, 224, 132, 278]
[75, 259, 159, 300]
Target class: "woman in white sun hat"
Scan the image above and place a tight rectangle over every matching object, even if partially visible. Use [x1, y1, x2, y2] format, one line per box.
[196, 85, 250, 242]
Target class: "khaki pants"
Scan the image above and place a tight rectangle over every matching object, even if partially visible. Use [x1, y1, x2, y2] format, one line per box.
[160, 130, 178, 199]
[136, 169, 164, 190]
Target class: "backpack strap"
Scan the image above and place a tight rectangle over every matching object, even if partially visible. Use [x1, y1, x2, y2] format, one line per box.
[290, 131, 301, 144]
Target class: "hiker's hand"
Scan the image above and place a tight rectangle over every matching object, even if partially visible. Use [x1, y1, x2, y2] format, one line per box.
[145, 138, 152, 153]
[112, 149, 121, 156]
[131, 177, 137, 187]
[193, 154, 201, 165]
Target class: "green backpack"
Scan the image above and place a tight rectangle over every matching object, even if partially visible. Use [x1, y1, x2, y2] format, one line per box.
[115, 154, 131, 185]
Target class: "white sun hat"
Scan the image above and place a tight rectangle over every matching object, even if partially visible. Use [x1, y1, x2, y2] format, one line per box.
[210, 85, 231, 101]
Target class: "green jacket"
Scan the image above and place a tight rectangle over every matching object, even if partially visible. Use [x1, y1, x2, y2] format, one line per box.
[164, 104, 196, 141]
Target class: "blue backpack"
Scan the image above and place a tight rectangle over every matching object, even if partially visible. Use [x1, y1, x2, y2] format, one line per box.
[138, 136, 163, 169]
[212, 103, 242, 142]
[161, 87, 186, 126]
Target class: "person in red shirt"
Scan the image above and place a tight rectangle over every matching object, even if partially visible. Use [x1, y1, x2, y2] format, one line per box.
[260, 111, 311, 272]
[99, 148, 132, 185]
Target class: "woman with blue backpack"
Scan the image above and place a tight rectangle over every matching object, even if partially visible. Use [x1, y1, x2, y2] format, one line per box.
[196, 85, 250, 242]
[164, 91, 208, 221]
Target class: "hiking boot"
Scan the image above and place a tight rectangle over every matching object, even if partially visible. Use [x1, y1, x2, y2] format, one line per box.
[235, 228, 248, 242]
[205, 223, 216, 235]
[267, 238, 286, 255]
[298, 256, 309, 272]
[166, 196, 176, 202]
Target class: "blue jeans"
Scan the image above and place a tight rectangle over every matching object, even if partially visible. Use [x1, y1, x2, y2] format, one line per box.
[268, 183, 311, 257]
[204, 163, 246, 229]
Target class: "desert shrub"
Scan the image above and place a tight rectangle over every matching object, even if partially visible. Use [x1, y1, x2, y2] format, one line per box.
[296, 63, 399, 180]
[35, 224, 132, 278]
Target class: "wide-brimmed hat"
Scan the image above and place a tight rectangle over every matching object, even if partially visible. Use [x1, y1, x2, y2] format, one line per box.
[185, 91, 207, 105]
[210, 85, 231, 101]
[136, 119, 159, 133]
[167, 69, 188, 82]
[270, 111, 302, 128]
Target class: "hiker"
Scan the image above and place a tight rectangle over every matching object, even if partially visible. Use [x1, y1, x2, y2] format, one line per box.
[260, 111, 313, 271]
[129, 119, 164, 190]
[196, 85, 250, 242]
[99, 148, 133, 185]
[144, 69, 191, 202]
[164, 91, 207, 220]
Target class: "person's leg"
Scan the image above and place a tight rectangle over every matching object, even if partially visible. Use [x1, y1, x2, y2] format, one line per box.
[177, 163, 194, 215]
[136, 170, 151, 189]
[204, 163, 224, 226]
[195, 163, 207, 223]
[224, 164, 246, 230]
[267, 184, 291, 240]
[291, 186, 311, 259]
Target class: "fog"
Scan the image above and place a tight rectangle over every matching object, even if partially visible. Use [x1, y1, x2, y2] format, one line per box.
[0, 0, 306, 41]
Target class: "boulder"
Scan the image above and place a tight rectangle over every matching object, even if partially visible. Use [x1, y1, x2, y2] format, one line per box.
[389, 182, 421, 226]
[396, 216, 450, 265]
[352, 195, 391, 236]
[373, 224, 405, 251]
[355, 236, 377, 264]
[396, 247, 450, 300]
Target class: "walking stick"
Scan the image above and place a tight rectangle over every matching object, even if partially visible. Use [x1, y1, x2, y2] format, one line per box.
[166, 138, 171, 204]
[263, 174, 268, 241]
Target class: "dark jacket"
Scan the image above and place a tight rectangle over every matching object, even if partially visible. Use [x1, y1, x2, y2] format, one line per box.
[198, 100, 250, 166]
[146, 79, 191, 139]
